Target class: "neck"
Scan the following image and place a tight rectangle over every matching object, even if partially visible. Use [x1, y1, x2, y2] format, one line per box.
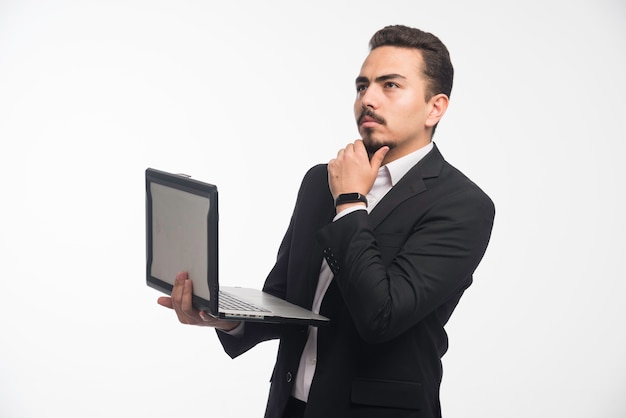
[381, 139, 432, 165]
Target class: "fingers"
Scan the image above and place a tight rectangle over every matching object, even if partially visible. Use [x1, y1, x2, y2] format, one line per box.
[157, 296, 173, 309]
[198, 310, 213, 322]
[168, 271, 201, 325]
[336, 141, 365, 159]
[328, 139, 380, 198]
[170, 271, 187, 311]
[330, 140, 363, 171]
[159, 271, 239, 330]
[181, 279, 195, 317]
[370, 145, 390, 171]
[176, 279, 198, 325]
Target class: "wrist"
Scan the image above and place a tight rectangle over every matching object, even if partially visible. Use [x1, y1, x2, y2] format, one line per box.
[335, 202, 367, 215]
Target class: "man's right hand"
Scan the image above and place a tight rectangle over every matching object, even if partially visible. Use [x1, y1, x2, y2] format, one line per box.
[327, 139, 389, 201]
[158, 271, 240, 331]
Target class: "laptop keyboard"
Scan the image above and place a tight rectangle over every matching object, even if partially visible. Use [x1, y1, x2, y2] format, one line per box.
[219, 290, 268, 312]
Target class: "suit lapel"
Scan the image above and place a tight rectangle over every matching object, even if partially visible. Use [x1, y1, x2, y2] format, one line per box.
[368, 144, 445, 229]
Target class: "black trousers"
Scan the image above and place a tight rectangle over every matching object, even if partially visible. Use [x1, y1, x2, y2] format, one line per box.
[282, 396, 307, 418]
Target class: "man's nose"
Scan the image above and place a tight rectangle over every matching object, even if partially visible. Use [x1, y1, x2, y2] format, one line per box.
[359, 86, 379, 109]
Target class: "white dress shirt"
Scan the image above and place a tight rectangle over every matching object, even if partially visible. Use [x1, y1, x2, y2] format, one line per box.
[292, 142, 434, 401]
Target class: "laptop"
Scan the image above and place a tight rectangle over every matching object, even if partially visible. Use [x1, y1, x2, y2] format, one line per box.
[145, 167, 329, 326]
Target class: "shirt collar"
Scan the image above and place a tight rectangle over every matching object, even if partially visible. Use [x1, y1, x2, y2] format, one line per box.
[384, 141, 434, 186]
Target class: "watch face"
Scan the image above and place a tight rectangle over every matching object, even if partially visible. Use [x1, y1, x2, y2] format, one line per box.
[336, 193, 367, 207]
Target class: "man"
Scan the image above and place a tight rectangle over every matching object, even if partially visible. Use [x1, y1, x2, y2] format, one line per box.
[159, 25, 495, 418]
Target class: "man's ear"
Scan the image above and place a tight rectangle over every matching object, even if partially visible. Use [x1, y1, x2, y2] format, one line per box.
[425, 94, 449, 128]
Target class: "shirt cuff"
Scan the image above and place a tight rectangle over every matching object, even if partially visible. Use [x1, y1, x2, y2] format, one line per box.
[334, 205, 366, 221]
[218, 321, 245, 337]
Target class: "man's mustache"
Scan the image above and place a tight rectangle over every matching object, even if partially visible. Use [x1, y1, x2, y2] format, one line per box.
[357, 106, 385, 125]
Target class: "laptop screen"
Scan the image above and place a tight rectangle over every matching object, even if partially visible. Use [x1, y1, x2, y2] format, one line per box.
[145, 168, 219, 314]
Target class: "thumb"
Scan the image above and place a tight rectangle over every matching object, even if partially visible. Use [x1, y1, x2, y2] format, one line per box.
[370, 146, 390, 171]
[158, 296, 174, 309]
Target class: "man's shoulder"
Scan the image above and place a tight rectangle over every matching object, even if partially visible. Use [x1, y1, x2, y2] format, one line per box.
[437, 160, 495, 214]
[304, 163, 328, 178]
[418, 146, 493, 212]
[295, 163, 332, 200]
[299, 163, 328, 187]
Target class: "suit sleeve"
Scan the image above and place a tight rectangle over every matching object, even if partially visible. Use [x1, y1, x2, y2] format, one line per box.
[316, 183, 495, 344]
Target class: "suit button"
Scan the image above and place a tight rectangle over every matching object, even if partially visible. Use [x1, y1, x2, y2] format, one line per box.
[286, 372, 293, 383]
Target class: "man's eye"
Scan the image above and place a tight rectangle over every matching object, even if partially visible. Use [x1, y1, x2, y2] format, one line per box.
[385, 82, 399, 88]
[356, 84, 367, 92]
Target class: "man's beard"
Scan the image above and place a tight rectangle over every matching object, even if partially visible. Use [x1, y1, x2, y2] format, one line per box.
[362, 130, 393, 157]
[357, 106, 393, 157]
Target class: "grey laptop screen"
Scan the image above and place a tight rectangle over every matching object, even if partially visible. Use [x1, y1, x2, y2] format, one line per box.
[145, 168, 219, 314]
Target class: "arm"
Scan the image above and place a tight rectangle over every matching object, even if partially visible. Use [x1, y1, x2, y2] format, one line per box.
[324, 139, 494, 343]
[317, 182, 495, 344]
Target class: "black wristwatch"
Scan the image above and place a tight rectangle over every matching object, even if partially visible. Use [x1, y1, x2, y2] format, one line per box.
[335, 193, 368, 208]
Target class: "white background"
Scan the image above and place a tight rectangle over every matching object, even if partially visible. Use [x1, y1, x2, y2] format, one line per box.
[1, 1, 624, 417]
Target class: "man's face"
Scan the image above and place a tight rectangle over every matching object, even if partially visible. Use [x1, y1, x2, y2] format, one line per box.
[354, 46, 439, 161]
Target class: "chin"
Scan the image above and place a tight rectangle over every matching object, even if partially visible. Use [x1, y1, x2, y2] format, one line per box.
[363, 134, 392, 156]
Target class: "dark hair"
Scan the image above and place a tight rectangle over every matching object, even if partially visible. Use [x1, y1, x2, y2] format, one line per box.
[369, 25, 454, 101]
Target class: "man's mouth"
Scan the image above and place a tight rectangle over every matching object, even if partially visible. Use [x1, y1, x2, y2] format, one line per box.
[358, 108, 385, 126]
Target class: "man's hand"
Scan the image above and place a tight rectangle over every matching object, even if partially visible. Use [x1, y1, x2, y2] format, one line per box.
[328, 139, 389, 200]
[158, 271, 240, 331]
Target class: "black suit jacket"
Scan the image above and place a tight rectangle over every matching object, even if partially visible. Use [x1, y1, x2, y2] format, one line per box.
[218, 144, 495, 418]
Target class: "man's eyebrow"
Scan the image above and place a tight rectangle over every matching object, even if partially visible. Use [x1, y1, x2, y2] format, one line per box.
[376, 73, 407, 83]
[355, 73, 407, 84]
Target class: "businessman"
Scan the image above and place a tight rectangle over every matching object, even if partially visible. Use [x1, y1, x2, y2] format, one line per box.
[159, 25, 495, 418]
